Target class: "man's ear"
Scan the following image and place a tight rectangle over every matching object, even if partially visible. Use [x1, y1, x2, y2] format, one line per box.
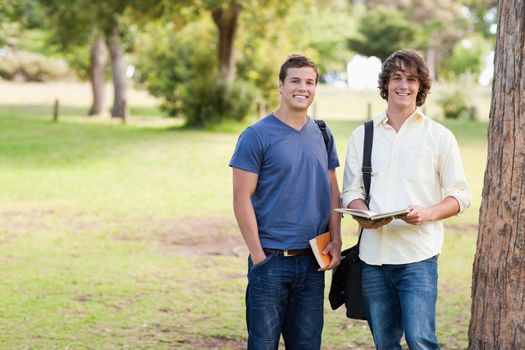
[278, 81, 283, 94]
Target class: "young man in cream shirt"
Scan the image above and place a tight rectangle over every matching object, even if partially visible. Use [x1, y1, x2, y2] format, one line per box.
[342, 49, 470, 350]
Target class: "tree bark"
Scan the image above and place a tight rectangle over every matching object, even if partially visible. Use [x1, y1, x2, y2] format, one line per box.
[107, 22, 129, 119]
[211, 0, 241, 85]
[88, 37, 107, 116]
[468, 1, 525, 349]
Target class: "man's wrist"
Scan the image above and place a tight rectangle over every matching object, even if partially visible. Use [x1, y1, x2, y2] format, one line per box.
[330, 238, 342, 248]
[251, 251, 267, 264]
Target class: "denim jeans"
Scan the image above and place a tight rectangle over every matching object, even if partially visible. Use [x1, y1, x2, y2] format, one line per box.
[245, 253, 325, 350]
[361, 255, 440, 350]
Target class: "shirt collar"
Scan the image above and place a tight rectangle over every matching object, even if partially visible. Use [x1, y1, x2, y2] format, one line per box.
[375, 108, 426, 127]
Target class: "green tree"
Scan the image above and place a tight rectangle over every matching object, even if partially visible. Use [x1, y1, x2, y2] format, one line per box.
[1, 0, 46, 46]
[208, 0, 241, 85]
[41, 0, 166, 117]
[137, 0, 357, 125]
[361, 0, 473, 80]
[203, 0, 296, 86]
[135, 0, 309, 126]
[348, 7, 416, 61]
[234, 0, 312, 110]
[439, 34, 493, 79]
[464, 0, 498, 39]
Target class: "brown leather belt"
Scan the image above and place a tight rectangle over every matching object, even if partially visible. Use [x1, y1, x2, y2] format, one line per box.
[263, 248, 312, 257]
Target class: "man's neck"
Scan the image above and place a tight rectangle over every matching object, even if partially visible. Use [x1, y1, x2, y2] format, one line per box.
[386, 106, 417, 132]
[273, 107, 308, 130]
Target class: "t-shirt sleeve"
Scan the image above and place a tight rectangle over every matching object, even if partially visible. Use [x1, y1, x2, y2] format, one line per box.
[326, 126, 340, 169]
[229, 127, 262, 174]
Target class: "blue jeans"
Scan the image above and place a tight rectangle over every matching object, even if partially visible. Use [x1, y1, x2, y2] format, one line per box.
[361, 256, 440, 350]
[245, 253, 325, 350]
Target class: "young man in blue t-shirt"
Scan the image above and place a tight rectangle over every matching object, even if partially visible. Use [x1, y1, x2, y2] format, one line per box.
[230, 55, 342, 350]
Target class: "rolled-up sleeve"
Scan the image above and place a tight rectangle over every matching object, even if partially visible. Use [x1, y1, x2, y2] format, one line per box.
[342, 127, 366, 208]
[439, 129, 471, 213]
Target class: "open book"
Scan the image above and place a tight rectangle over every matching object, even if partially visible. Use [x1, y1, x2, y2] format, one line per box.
[308, 231, 331, 268]
[335, 208, 411, 221]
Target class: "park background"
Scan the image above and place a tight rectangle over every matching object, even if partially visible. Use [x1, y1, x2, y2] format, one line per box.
[0, 0, 498, 349]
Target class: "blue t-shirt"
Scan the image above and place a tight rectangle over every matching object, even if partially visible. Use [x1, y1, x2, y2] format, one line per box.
[229, 114, 339, 249]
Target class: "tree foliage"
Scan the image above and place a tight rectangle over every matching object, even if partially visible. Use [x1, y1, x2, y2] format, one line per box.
[439, 34, 493, 79]
[356, 0, 480, 80]
[0, 0, 46, 46]
[348, 7, 416, 61]
[464, 0, 498, 39]
[135, 18, 257, 126]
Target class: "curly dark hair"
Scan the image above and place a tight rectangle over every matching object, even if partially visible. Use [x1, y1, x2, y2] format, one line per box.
[378, 50, 431, 107]
[279, 54, 319, 85]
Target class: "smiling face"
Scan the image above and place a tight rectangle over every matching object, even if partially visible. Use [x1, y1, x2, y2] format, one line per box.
[386, 64, 420, 112]
[278, 67, 317, 113]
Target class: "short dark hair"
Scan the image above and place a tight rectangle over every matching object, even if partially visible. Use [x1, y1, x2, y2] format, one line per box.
[378, 49, 431, 107]
[279, 54, 319, 84]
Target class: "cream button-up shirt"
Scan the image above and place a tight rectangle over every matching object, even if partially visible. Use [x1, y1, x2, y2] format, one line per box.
[342, 110, 471, 265]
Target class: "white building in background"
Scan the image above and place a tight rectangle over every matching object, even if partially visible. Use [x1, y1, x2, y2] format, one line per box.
[346, 55, 382, 89]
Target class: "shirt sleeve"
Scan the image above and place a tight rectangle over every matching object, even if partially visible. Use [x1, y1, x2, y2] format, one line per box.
[438, 129, 471, 213]
[229, 127, 262, 174]
[341, 126, 366, 208]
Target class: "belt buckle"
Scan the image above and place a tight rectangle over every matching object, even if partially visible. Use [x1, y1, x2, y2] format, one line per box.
[283, 250, 291, 257]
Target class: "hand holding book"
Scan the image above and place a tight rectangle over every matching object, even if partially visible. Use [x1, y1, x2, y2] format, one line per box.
[335, 208, 411, 221]
[309, 232, 334, 269]
[309, 231, 341, 271]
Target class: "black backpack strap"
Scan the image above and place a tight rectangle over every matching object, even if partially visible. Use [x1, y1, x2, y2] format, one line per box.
[357, 120, 374, 247]
[315, 119, 330, 150]
[362, 120, 374, 205]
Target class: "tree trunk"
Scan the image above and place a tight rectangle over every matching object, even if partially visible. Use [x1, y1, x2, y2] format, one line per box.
[107, 22, 128, 119]
[88, 37, 107, 116]
[468, 1, 525, 349]
[211, 0, 241, 85]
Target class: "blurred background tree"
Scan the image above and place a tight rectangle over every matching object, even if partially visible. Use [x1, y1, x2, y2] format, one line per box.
[40, 0, 150, 118]
[347, 6, 415, 61]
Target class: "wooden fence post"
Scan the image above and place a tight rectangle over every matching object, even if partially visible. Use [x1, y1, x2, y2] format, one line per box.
[469, 106, 478, 121]
[121, 100, 128, 124]
[53, 99, 59, 122]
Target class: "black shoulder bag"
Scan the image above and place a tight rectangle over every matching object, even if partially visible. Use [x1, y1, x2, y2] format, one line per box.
[328, 120, 374, 320]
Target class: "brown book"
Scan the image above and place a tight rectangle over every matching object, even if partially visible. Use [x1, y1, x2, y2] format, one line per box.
[309, 231, 332, 268]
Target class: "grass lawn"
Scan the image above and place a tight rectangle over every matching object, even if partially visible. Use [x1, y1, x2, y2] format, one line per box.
[0, 90, 487, 349]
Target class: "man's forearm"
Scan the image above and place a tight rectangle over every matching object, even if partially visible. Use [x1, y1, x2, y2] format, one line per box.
[428, 196, 460, 221]
[329, 183, 342, 245]
[348, 198, 369, 210]
[233, 196, 266, 263]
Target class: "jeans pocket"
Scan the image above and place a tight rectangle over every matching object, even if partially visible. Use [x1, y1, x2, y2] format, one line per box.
[250, 254, 274, 270]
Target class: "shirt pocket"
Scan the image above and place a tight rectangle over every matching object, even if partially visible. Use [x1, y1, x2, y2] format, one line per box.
[402, 150, 435, 183]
